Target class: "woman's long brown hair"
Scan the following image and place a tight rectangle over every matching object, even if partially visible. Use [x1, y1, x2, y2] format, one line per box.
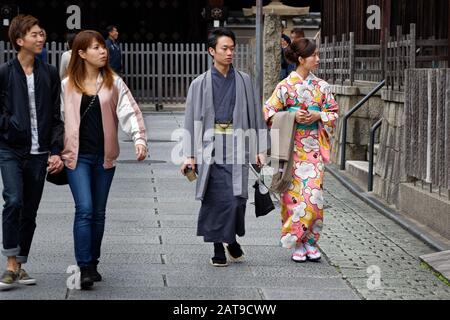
[67, 30, 114, 93]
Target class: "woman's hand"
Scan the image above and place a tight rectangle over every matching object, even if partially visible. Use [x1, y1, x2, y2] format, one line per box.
[47, 155, 64, 174]
[135, 144, 147, 161]
[181, 157, 196, 175]
[295, 110, 321, 125]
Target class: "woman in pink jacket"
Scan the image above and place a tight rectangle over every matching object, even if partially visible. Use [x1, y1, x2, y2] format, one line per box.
[61, 30, 147, 289]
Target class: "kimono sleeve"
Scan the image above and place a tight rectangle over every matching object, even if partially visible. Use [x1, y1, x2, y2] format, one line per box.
[318, 81, 339, 137]
[182, 81, 196, 158]
[263, 82, 287, 127]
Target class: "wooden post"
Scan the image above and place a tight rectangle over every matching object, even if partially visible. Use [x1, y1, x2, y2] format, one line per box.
[410, 23, 416, 69]
[156, 42, 163, 110]
[324, 36, 328, 82]
[385, 28, 390, 88]
[396, 25, 402, 91]
[448, 0, 450, 65]
[381, 37, 385, 81]
[431, 35, 437, 68]
[381, 0, 392, 44]
[332, 35, 336, 83]
[349, 32, 355, 86]
[340, 34, 345, 85]
[140, 43, 145, 102]
[255, 0, 263, 105]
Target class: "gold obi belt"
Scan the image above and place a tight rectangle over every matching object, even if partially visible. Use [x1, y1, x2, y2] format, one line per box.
[214, 123, 234, 135]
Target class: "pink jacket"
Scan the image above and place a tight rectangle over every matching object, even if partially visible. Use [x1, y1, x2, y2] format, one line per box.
[61, 74, 147, 169]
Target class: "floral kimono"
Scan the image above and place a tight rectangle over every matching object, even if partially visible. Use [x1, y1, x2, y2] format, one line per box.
[264, 71, 339, 249]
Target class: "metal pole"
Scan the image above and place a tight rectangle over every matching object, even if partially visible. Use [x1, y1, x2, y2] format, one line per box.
[339, 119, 348, 170]
[368, 118, 382, 192]
[255, 0, 263, 104]
[340, 79, 385, 170]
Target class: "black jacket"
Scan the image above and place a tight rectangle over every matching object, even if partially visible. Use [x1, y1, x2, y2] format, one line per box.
[106, 38, 122, 74]
[0, 57, 64, 155]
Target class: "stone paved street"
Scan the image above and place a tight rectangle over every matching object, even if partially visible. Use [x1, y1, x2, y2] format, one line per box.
[0, 112, 449, 300]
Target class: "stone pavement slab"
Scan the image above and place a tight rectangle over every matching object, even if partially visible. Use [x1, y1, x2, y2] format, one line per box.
[1, 112, 448, 300]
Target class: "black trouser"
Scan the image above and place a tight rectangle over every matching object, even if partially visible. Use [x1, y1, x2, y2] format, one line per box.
[0, 148, 48, 264]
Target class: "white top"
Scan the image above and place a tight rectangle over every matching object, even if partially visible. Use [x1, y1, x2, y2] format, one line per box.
[26, 74, 46, 155]
[59, 50, 72, 79]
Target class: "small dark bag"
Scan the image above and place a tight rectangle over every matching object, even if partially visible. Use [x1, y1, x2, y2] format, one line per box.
[45, 169, 68, 185]
[46, 93, 99, 186]
[251, 164, 275, 218]
[253, 180, 275, 217]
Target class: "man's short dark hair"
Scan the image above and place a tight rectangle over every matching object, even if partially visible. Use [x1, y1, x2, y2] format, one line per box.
[8, 14, 40, 51]
[207, 28, 236, 50]
[281, 33, 291, 45]
[106, 25, 117, 34]
[291, 27, 305, 39]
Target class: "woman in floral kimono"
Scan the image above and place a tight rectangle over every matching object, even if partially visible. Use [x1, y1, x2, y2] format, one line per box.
[264, 38, 339, 262]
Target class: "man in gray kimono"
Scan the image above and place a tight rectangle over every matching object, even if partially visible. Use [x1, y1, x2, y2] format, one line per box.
[181, 28, 267, 267]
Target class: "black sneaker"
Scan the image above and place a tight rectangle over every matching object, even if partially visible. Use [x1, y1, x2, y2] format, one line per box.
[225, 242, 245, 262]
[90, 265, 102, 282]
[80, 267, 94, 289]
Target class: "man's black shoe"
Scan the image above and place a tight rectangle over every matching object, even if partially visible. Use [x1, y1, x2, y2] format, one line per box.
[210, 257, 228, 267]
[80, 267, 94, 289]
[90, 265, 102, 282]
[210, 243, 228, 267]
[225, 241, 245, 262]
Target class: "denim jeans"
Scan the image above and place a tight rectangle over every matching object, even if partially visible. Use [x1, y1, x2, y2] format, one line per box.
[66, 154, 115, 268]
[0, 148, 48, 264]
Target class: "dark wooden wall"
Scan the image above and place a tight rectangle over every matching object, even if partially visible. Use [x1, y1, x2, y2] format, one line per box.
[320, 0, 449, 43]
[391, 0, 448, 39]
[1, 0, 208, 43]
[320, 0, 382, 43]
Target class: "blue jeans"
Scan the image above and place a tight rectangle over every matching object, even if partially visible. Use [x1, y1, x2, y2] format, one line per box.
[66, 154, 115, 268]
[0, 148, 48, 263]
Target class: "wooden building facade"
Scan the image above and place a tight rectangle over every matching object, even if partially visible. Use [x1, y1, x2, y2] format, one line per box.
[320, 0, 449, 45]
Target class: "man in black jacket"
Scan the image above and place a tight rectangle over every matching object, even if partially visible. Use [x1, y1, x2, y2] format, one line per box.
[0, 14, 64, 291]
[105, 25, 122, 74]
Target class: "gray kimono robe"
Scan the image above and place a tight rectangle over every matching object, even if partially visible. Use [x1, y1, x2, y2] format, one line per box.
[183, 68, 268, 201]
[183, 68, 268, 243]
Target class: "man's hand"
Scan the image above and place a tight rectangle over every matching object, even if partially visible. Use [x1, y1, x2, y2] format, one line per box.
[47, 155, 64, 174]
[181, 157, 196, 175]
[256, 153, 266, 168]
[136, 144, 147, 161]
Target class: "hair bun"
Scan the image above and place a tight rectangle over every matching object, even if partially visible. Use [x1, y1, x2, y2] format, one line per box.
[284, 43, 299, 64]
[284, 38, 316, 66]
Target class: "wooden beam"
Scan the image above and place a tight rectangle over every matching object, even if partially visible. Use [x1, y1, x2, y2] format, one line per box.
[448, 0, 450, 63]
[381, 0, 391, 43]
[208, 0, 224, 6]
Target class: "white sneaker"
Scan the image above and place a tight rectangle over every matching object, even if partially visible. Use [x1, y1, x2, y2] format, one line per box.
[291, 243, 307, 263]
[304, 242, 321, 261]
